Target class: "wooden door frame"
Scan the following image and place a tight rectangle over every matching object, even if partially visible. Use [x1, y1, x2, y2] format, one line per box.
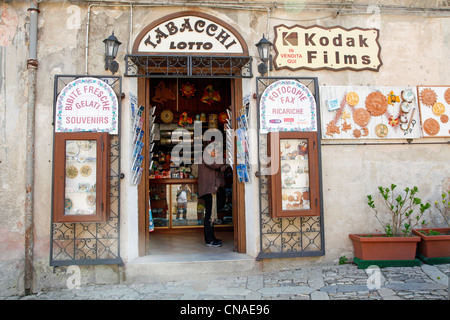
[138, 77, 246, 256]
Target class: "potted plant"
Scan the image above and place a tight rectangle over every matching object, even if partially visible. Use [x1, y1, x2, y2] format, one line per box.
[412, 190, 450, 261]
[349, 184, 430, 266]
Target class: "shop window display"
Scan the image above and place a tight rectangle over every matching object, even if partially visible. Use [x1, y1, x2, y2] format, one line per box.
[148, 78, 233, 231]
[53, 132, 110, 223]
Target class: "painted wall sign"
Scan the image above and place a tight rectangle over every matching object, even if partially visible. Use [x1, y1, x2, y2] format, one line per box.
[273, 25, 382, 72]
[134, 11, 246, 55]
[260, 80, 317, 133]
[55, 77, 118, 134]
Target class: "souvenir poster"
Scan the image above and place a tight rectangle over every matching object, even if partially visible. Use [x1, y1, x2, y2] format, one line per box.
[320, 86, 422, 139]
[149, 199, 154, 232]
[235, 106, 251, 183]
[417, 86, 450, 138]
[130, 105, 155, 186]
[129, 93, 137, 124]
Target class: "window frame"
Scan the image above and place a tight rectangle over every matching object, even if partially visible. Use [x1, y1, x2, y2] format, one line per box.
[268, 131, 321, 218]
[52, 132, 110, 223]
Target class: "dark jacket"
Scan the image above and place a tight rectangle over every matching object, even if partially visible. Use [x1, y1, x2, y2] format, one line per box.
[198, 160, 226, 197]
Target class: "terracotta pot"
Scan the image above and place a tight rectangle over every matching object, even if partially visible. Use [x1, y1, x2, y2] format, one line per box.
[349, 234, 420, 261]
[412, 228, 450, 258]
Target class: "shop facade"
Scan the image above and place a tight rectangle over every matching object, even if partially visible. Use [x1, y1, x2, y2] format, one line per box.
[0, 1, 449, 295]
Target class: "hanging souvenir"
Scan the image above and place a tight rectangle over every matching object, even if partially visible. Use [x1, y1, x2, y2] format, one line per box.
[208, 114, 218, 129]
[387, 91, 400, 105]
[201, 84, 221, 106]
[178, 112, 193, 127]
[152, 81, 175, 105]
[388, 116, 399, 126]
[218, 112, 228, 124]
[160, 109, 174, 123]
[180, 82, 196, 99]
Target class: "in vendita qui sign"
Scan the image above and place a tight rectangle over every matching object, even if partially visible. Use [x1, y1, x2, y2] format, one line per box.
[55, 77, 118, 134]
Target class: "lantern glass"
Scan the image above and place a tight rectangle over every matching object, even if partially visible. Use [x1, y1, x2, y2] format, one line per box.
[255, 35, 272, 62]
[103, 32, 121, 59]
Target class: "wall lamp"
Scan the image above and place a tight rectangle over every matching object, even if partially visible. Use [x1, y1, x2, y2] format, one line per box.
[103, 32, 121, 74]
[255, 35, 273, 75]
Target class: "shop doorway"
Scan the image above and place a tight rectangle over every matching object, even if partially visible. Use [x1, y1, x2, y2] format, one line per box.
[137, 77, 246, 257]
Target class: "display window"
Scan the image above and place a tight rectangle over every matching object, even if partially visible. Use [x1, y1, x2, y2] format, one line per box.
[53, 132, 110, 223]
[268, 131, 321, 218]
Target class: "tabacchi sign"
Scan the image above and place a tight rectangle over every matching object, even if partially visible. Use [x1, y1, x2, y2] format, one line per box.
[55, 78, 118, 134]
[274, 25, 382, 72]
[134, 12, 245, 54]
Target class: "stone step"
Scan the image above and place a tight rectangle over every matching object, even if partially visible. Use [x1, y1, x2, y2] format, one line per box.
[124, 252, 261, 283]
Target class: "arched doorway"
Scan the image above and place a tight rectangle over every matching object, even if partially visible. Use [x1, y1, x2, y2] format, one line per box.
[127, 11, 252, 256]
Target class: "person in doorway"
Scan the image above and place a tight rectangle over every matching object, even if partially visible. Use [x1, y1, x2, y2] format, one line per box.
[198, 143, 227, 247]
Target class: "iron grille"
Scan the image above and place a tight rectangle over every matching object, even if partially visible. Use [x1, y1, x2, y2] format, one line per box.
[125, 54, 252, 78]
[50, 75, 122, 266]
[256, 77, 325, 260]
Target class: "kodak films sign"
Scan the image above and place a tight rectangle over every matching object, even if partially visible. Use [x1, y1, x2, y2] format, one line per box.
[274, 25, 382, 72]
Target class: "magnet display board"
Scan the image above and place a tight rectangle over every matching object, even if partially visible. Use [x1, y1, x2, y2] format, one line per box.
[320, 86, 422, 139]
[417, 86, 450, 138]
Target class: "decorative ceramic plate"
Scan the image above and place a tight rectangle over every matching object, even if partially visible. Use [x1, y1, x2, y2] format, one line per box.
[66, 143, 79, 157]
[420, 88, 437, 106]
[365, 91, 388, 116]
[78, 183, 89, 191]
[64, 198, 73, 211]
[375, 123, 388, 137]
[161, 109, 174, 123]
[86, 195, 96, 206]
[346, 92, 359, 106]
[444, 88, 450, 105]
[66, 165, 78, 178]
[281, 163, 291, 173]
[401, 89, 415, 103]
[400, 122, 409, 131]
[78, 140, 93, 151]
[423, 118, 440, 136]
[80, 165, 92, 177]
[400, 101, 412, 113]
[353, 108, 371, 127]
[432, 102, 445, 117]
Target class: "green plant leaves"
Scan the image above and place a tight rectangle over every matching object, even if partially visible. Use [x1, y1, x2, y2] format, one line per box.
[367, 185, 430, 236]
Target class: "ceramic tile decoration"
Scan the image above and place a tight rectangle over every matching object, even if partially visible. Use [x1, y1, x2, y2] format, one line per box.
[320, 86, 422, 139]
[417, 86, 450, 138]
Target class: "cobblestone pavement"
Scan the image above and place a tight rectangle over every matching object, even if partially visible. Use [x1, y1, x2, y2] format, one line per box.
[4, 263, 449, 301]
